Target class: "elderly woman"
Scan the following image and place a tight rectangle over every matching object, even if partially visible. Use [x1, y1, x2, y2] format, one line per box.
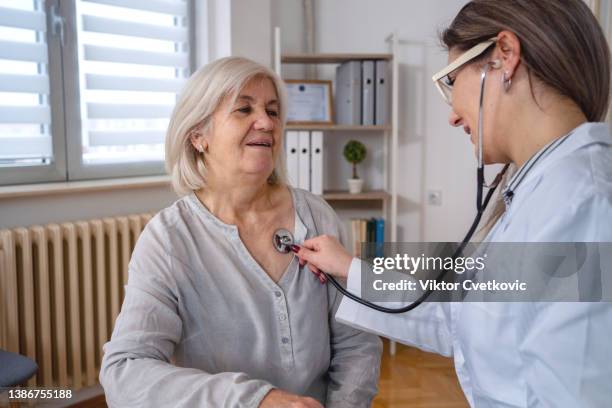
[99, 56, 382, 407]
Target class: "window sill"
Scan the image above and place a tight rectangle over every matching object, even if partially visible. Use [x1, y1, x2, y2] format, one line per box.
[0, 175, 171, 199]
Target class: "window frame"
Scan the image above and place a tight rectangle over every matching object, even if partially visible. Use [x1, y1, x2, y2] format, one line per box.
[0, 0, 196, 186]
[0, 0, 67, 186]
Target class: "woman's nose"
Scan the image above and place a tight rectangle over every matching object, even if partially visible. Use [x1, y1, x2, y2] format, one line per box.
[253, 109, 274, 131]
[448, 110, 463, 127]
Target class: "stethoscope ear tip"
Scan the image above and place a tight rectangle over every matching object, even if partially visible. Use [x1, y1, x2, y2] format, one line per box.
[489, 59, 502, 69]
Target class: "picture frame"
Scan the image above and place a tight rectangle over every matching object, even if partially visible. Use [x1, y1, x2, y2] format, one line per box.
[285, 79, 333, 125]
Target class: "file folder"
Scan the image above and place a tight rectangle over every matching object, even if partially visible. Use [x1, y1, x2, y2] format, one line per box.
[298, 131, 311, 191]
[310, 131, 324, 195]
[362, 61, 375, 126]
[285, 131, 299, 187]
[375, 60, 389, 125]
[335, 61, 361, 125]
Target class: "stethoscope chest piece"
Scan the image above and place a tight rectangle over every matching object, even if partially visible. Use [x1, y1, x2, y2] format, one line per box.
[273, 228, 294, 253]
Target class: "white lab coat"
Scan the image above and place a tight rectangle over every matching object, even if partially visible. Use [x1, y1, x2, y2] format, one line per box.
[336, 122, 612, 407]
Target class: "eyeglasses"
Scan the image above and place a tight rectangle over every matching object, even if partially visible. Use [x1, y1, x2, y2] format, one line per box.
[432, 37, 497, 105]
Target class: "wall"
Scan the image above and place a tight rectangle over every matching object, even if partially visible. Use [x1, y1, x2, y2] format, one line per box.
[196, 0, 231, 66]
[0, 185, 177, 230]
[230, 0, 273, 66]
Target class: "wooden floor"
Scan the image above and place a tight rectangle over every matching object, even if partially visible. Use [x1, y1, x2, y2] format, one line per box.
[373, 340, 468, 408]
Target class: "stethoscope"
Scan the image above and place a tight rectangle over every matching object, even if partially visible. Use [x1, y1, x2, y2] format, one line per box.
[273, 61, 511, 314]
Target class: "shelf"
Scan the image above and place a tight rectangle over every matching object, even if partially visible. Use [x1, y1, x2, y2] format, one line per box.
[322, 190, 389, 201]
[286, 124, 390, 131]
[282, 53, 393, 64]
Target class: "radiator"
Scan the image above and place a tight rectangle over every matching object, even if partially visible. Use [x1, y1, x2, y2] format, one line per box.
[0, 213, 154, 390]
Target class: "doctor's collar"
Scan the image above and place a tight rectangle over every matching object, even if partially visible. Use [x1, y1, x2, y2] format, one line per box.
[502, 130, 575, 206]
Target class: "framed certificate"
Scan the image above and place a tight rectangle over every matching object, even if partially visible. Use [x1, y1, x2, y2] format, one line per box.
[285, 80, 333, 125]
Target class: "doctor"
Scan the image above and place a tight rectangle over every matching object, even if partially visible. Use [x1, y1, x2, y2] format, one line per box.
[294, 0, 612, 406]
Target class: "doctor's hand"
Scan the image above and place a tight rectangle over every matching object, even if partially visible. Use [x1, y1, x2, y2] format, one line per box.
[259, 389, 323, 408]
[293, 235, 353, 280]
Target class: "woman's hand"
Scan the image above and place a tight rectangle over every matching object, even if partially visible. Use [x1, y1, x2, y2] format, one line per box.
[293, 235, 353, 280]
[259, 389, 323, 408]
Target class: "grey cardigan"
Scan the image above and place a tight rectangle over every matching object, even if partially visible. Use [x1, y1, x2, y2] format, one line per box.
[99, 187, 382, 407]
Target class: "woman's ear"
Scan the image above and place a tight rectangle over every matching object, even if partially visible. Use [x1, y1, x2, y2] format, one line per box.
[494, 30, 521, 79]
[190, 129, 208, 153]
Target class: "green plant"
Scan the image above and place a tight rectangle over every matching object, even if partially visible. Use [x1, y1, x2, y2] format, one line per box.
[343, 140, 367, 179]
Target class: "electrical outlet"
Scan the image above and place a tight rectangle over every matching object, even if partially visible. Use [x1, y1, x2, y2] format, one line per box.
[427, 190, 442, 206]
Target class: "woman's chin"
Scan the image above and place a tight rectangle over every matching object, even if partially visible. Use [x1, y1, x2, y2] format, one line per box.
[241, 163, 275, 180]
[471, 146, 496, 165]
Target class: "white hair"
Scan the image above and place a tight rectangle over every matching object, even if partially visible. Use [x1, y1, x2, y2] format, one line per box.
[165, 56, 288, 196]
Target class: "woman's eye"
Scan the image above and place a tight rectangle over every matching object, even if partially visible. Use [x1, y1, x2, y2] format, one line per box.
[267, 110, 279, 117]
[444, 75, 456, 87]
[237, 106, 252, 114]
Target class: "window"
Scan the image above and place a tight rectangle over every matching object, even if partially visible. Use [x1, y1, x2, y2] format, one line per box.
[0, 0, 65, 185]
[0, 0, 193, 186]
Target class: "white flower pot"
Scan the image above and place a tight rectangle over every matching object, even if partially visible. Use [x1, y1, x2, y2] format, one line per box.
[348, 178, 364, 194]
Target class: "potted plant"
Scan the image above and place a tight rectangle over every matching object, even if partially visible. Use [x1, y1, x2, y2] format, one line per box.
[343, 140, 367, 194]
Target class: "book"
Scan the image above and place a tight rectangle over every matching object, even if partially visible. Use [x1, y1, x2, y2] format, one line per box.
[375, 218, 385, 257]
[349, 217, 385, 258]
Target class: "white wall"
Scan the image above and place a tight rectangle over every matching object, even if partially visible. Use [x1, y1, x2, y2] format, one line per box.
[272, 0, 307, 78]
[0, 186, 177, 229]
[286, 0, 477, 242]
[230, 0, 273, 66]
[195, 0, 231, 66]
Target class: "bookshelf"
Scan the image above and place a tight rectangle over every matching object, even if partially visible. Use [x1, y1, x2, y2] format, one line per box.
[275, 38, 398, 233]
[322, 190, 390, 202]
[285, 124, 390, 131]
[281, 53, 393, 64]
[275, 30, 400, 355]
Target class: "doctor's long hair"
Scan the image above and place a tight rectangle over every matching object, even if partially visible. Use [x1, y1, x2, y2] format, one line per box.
[440, 0, 611, 235]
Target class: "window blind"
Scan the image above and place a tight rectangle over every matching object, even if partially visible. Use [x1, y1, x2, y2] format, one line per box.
[76, 0, 189, 164]
[0, 1, 53, 165]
